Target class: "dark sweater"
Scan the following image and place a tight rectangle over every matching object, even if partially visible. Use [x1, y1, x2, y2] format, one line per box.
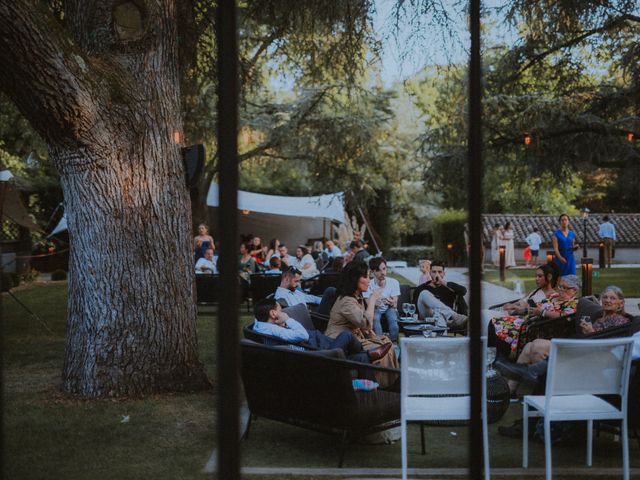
[412, 280, 467, 310]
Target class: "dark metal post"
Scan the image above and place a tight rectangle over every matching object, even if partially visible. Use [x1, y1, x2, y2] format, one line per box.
[468, 0, 484, 478]
[581, 258, 593, 297]
[582, 217, 588, 258]
[599, 242, 605, 269]
[498, 246, 506, 282]
[447, 243, 455, 268]
[216, 1, 240, 478]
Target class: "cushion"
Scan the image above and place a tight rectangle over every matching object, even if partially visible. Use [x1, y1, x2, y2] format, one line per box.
[283, 303, 315, 331]
[575, 297, 603, 333]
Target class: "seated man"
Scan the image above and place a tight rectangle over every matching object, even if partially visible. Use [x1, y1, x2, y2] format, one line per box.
[274, 267, 337, 315]
[348, 240, 369, 264]
[252, 299, 390, 362]
[324, 239, 342, 259]
[195, 247, 217, 274]
[274, 243, 296, 267]
[413, 260, 467, 328]
[264, 256, 282, 274]
[363, 257, 400, 342]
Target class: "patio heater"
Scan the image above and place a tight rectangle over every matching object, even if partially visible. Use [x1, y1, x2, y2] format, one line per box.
[582, 208, 590, 258]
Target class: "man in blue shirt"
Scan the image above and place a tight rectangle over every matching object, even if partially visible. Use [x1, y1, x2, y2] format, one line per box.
[252, 299, 390, 361]
[598, 215, 616, 268]
[274, 267, 336, 315]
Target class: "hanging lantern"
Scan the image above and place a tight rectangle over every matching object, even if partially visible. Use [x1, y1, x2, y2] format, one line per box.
[523, 133, 532, 146]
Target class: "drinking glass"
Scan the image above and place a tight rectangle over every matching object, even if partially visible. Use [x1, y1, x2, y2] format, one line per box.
[402, 303, 411, 318]
[486, 347, 497, 377]
[407, 304, 416, 321]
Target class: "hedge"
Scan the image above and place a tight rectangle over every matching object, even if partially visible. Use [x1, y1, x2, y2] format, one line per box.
[431, 209, 467, 267]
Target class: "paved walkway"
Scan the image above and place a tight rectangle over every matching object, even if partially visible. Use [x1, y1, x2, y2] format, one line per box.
[391, 266, 640, 315]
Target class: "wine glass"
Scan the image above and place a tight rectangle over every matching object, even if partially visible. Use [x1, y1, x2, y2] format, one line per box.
[402, 303, 411, 319]
[486, 347, 497, 377]
[407, 304, 416, 321]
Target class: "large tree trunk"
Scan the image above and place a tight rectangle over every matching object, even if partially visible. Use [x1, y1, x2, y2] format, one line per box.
[0, 0, 209, 396]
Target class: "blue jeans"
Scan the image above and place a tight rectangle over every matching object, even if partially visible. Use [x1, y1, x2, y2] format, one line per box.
[373, 307, 399, 342]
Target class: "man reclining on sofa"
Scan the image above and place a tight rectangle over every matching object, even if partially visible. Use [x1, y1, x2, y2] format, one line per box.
[252, 298, 391, 363]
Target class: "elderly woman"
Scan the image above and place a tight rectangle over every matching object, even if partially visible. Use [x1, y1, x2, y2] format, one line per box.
[579, 285, 632, 334]
[326, 261, 399, 385]
[489, 274, 580, 359]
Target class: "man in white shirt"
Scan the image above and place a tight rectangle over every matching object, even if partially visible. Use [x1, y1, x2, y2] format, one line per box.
[525, 227, 542, 267]
[363, 257, 400, 341]
[598, 215, 616, 268]
[195, 247, 217, 274]
[252, 299, 388, 362]
[324, 239, 342, 258]
[274, 267, 336, 315]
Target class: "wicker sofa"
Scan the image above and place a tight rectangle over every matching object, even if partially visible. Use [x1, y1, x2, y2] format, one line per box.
[240, 339, 400, 467]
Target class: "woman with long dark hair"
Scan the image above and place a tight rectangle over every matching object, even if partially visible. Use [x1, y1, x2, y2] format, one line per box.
[326, 261, 398, 385]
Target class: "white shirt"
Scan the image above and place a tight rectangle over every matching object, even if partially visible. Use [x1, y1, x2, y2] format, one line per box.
[274, 253, 297, 266]
[274, 286, 321, 306]
[525, 232, 542, 251]
[363, 276, 400, 313]
[253, 317, 309, 342]
[195, 256, 217, 274]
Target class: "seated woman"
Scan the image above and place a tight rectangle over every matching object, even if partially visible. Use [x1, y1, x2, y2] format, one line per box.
[293, 245, 320, 280]
[326, 261, 399, 386]
[498, 263, 559, 316]
[489, 274, 579, 360]
[579, 285, 633, 334]
[500, 285, 633, 394]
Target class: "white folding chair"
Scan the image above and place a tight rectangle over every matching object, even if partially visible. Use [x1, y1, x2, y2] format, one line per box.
[400, 337, 489, 479]
[522, 338, 635, 480]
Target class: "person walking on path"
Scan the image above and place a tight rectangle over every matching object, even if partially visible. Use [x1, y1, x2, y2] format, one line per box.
[525, 227, 542, 267]
[598, 215, 616, 268]
[503, 222, 516, 268]
[552, 213, 577, 275]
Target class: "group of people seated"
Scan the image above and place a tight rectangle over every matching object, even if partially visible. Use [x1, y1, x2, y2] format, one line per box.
[192, 223, 373, 285]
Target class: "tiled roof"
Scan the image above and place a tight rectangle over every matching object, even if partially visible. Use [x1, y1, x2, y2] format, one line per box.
[482, 214, 640, 247]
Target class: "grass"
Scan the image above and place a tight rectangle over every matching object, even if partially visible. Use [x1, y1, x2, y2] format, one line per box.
[3, 281, 639, 479]
[482, 267, 640, 298]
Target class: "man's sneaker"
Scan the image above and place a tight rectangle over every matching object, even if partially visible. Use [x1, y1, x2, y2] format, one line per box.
[498, 420, 522, 438]
[448, 313, 468, 329]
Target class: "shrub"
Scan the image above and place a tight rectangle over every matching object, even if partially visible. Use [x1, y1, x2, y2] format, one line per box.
[385, 246, 436, 266]
[51, 269, 67, 281]
[431, 209, 467, 266]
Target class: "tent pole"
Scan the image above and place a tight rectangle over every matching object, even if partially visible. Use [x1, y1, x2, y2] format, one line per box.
[357, 206, 381, 254]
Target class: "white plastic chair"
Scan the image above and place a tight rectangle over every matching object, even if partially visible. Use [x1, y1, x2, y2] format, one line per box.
[522, 338, 635, 480]
[400, 336, 489, 479]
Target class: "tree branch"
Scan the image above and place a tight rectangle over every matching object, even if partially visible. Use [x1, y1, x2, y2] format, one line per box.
[509, 14, 639, 82]
[0, 0, 100, 146]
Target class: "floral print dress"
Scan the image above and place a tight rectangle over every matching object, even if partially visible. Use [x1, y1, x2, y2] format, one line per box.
[492, 294, 577, 359]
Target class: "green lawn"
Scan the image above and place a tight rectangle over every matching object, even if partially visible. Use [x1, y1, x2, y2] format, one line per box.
[2, 282, 638, 479]
[482, 267, 640, 298]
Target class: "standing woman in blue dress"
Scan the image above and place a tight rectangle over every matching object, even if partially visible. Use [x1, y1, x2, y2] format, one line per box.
[552, 213, 577, 275]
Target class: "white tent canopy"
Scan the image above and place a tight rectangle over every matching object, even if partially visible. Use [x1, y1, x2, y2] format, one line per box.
[49, 183, 347, 247]
[207, 183, 346, 248]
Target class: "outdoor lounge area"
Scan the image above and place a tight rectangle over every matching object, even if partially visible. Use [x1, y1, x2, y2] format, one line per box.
[4, 277, 639, 479]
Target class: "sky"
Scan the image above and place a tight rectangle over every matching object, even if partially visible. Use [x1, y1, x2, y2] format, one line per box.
[373, 0, 519, 87]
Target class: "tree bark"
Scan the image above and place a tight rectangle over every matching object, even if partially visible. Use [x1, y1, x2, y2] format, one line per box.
[0, 0, 209, 396]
